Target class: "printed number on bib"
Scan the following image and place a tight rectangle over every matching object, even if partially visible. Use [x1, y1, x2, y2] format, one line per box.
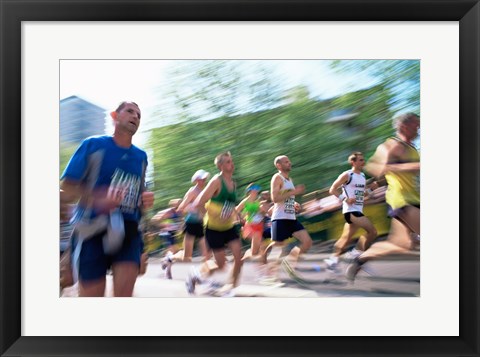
[284, 197, 295, 214]
[354, 190, 365, 204]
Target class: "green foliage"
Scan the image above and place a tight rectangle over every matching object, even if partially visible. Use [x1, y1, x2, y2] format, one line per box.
[59, 143, 78, 178]
[330, 60, 420, 114]
[58, 60, 419, 213]
[147, 84, 397, 210]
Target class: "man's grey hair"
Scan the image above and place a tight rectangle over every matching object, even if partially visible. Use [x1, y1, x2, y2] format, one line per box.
[393, 112, 420, 130]
[274, 155, 287, 167]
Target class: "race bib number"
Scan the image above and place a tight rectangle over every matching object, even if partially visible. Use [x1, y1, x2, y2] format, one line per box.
[284, 197, 295, 214]
[109, 168, 141, 214]
[354, 190, 365, 205]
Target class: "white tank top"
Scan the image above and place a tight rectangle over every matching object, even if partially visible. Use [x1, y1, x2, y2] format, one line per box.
[342, 170, 366, 213]
[271, 174, 296, 220]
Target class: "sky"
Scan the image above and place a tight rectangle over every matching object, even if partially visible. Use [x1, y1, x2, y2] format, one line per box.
[60, 59, 379, 146]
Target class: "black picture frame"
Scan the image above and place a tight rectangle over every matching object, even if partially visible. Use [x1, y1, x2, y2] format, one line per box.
[1, 0, 478, 356]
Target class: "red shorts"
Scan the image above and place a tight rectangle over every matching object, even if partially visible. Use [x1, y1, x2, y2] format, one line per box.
[242, 223, 264, 238]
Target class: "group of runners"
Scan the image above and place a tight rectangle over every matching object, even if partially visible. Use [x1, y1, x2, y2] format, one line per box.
[149, 152, 313, 295]
[147, 111, 420, 296]
[60, 99, 420, 298]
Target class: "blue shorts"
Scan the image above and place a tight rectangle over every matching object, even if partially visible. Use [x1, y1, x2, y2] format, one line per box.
[271, 219, 305, 242]
[262, 227, 271, 239]
[71, 220, 142, 281]
[205, 227, 239, 250]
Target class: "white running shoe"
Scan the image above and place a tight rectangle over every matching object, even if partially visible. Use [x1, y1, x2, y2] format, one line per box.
[221, 290, 236, 298]
[161, 251, 173, 269]
[343, 248, 363, 262]
[204, 280, 223, 295]
[324, 257, 339, 272]
[161, 253, 174, 279]
[185, 267, 201, 294]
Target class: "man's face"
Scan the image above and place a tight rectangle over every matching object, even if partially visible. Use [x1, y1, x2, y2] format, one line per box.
[401, 118, 420, 141]
[277, 157, 292, 172]
[221, 156, 235, 174]
[352, 156, 365, 170]
[196, 178, 207, 188]
[114, 103, 141, 135]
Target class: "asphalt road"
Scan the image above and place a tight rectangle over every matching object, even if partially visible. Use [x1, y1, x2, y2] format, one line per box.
[61, 242, 420, 298]
[142, 252, 420, 298]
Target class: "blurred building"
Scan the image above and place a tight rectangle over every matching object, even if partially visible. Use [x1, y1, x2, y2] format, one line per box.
[60, 95, 106, 144]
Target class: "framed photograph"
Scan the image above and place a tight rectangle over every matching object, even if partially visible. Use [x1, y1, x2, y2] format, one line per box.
[1, 0, 478, 356]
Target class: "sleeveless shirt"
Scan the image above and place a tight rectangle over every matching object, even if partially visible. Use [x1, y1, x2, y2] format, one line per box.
[271, 174, 296, 220]
[341, 170, 366, 214]
[205, 175, 237, 231]
[385, 137, 421, 210]
[243, 201, 264, 224]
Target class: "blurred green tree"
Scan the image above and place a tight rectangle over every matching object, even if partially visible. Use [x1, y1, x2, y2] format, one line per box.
[330, 60, 420, 114]
[147, 83, 396, 211]
[59, 143, 78, 177]
[56, 60, 418, 212]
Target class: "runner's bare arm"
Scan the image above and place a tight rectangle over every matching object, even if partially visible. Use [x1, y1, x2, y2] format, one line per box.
[235, 196, 250, 213]
[365, 143, 389, 178]
[328, 172, 349, 196]
[270, 174, 285, 203]
[60, 179, 83, 204]
[294, 201, 302, 213]
[60, 179, 123, 214]
[192, 176, 220, 210]
[151, 208, 172, 223]
[177, 188, 195, 213]
[140, 191, 154, 209]
[367, 140, 420, 178]
[267, 205, 274, 217]
[270, 174, 304, 203]
[385, 141, 420, 172]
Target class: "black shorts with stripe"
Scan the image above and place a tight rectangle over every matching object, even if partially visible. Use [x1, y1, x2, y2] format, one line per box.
[343, 211, 364, 224]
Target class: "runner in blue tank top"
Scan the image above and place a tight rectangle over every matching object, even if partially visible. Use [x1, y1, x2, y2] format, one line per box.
[60, 101, 154, 297]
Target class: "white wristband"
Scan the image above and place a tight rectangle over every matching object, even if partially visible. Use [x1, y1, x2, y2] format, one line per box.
[366, 188, 373, 195]
[338, 193, 346, 201]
